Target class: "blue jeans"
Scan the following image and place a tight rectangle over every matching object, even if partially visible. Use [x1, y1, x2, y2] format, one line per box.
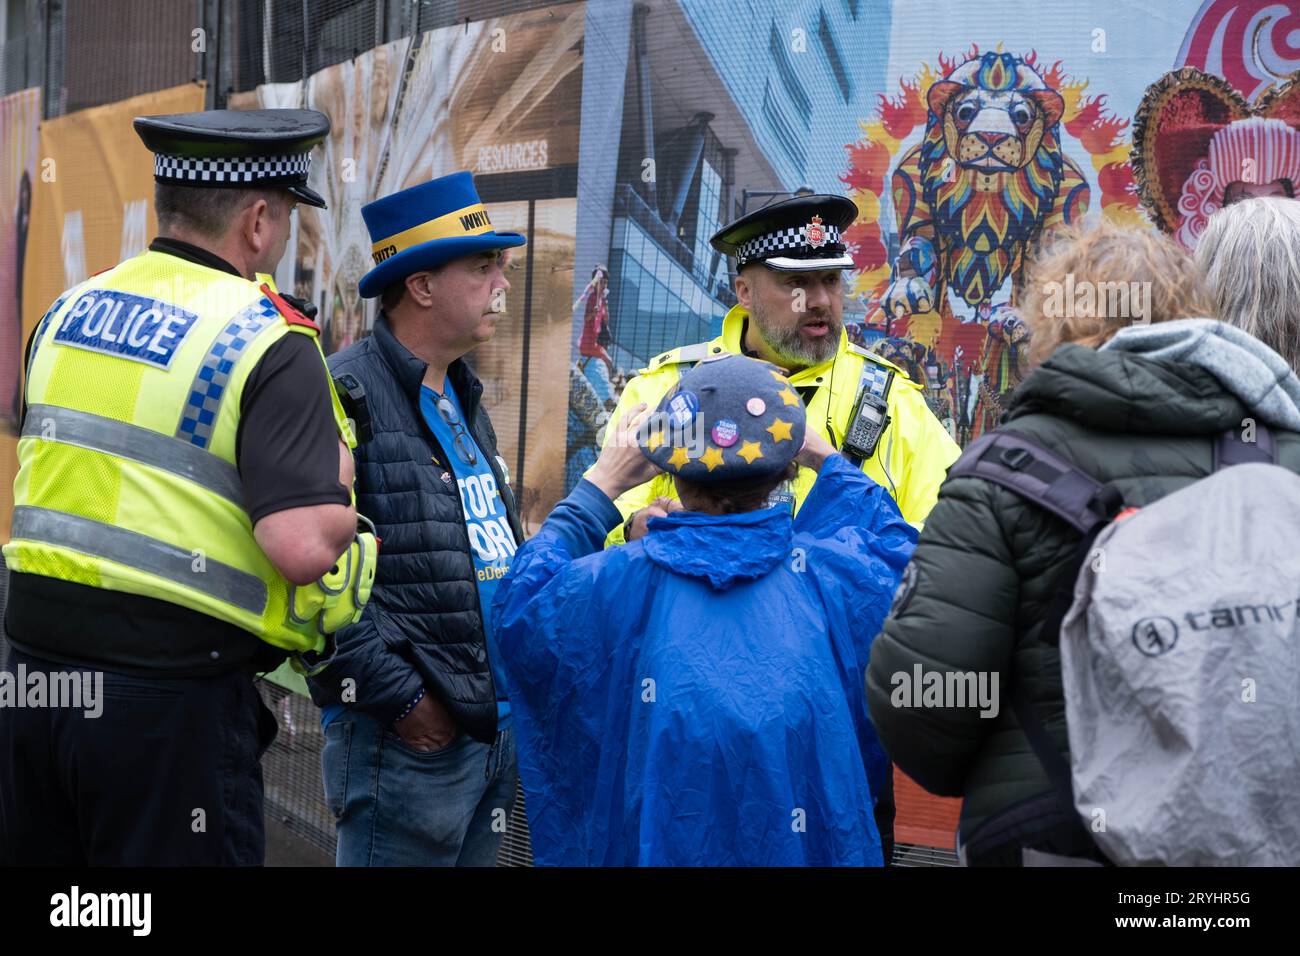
[322, 711, 517, 866]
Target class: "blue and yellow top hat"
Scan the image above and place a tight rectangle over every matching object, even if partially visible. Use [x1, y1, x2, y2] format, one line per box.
[358, 171, 526, 299]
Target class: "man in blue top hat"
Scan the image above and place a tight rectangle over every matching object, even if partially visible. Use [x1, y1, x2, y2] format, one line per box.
[306, 171, 527, 866]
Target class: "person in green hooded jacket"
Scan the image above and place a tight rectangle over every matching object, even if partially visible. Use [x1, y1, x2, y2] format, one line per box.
[867, 219, 1300, 866]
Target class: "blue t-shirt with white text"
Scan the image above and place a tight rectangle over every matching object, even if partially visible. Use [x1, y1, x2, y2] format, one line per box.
[320, 380, 517, 730]
[420, 382, 517, 726]
[418, 382, 514, 723]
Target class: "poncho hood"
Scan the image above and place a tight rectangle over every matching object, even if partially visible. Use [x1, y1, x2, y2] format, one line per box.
[642, 506, 792, 590]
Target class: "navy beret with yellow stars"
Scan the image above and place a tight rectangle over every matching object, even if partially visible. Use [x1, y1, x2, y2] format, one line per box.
[640, 353, 806, 483]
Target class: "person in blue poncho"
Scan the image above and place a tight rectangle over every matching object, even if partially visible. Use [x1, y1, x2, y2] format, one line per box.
[492, 353, 917, 865]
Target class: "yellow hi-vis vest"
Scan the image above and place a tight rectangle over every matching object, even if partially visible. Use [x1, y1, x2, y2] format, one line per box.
[592, 304, 962, 544]
[3, 249, 359, 654]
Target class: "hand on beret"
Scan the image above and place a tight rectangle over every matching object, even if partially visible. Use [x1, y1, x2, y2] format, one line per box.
[588, 404, 659, 500]
[796, 430, 837, 472]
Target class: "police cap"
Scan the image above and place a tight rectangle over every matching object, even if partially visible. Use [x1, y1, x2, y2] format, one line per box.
[133, 109, 330, 209]
[709, 193, 857, 271]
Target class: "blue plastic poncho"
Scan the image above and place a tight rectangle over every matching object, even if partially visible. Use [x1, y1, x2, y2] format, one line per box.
[491, 454, 917, 865]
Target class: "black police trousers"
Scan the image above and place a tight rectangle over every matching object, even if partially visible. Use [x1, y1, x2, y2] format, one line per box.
[0, 647, 278, 865]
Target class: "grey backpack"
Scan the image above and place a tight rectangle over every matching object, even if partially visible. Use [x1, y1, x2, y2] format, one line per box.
[951, 425, 1300, 866]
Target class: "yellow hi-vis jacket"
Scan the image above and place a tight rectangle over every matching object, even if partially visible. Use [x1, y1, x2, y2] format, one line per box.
[591, 304, 961, 544]
[4, 249, 365, 654]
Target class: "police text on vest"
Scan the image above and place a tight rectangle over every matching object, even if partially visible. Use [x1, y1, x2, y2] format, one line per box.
[55, 290, 200, 370]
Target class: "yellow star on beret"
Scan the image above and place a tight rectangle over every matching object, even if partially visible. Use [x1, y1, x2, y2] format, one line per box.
[644, 429, 665, 452]
[778, 387, 800, 407]
[766, 418, 793, 442]
[667, 446, 691, 471]
[699, 446, 725, 472]
[769, 369, 789, 383]
[736, 440, 763, 464]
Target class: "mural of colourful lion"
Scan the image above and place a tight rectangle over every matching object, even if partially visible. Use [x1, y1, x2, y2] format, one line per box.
[883, 51, 1089, 324]
[843, 46, 1139, 444]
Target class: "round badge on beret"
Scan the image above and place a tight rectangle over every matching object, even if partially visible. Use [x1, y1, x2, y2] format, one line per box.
[668, 390, 699, 428]
[746, 397, 766, 417]
[711, 419, 739, 447]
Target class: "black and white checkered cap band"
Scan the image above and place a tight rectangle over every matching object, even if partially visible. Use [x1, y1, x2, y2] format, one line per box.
[736, 223, 844, 263]
[154, 152, 311, 185]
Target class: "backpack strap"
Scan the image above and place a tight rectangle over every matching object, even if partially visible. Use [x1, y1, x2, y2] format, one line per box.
[948, 432, 1121, 534]
[1004, 685, 1105, 862]
[1008, 685, 1075, 797]
[1213, 423, 1276, 470]
[949, 431, 1123, 648]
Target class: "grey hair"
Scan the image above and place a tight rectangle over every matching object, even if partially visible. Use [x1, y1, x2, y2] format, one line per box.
[1195, 197, 1300, 373]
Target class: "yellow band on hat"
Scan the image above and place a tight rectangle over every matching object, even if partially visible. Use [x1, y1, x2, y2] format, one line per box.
[370, 203, 494, 265]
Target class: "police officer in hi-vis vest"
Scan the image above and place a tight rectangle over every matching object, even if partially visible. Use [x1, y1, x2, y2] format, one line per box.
[0, 110, 377, 866]
[592, 193, 962, 863]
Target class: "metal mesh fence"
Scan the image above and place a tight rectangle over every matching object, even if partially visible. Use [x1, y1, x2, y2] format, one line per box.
[1, 36, 29, 96]
[220, 0, 567, 104]
[43, 0, 199, 118]
[254, 679, 534, 866]
[27, 1, 576, 115]
[894, 845, 959, 867]
[0, 0, 27, 95]
[3, 0, 564, 869]
[225, 0, 381, 94]
[255, 680, 338, 857]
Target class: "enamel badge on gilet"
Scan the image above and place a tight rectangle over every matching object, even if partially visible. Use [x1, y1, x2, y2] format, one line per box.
[54, 290, 199, 370]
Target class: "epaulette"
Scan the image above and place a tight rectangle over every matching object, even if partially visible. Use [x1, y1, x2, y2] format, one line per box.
[260, 283, 321, 333]
[847, 341, 910, 381]
[639, 341, 721, 374]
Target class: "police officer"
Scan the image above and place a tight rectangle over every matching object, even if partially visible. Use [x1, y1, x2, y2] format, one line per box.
[0, 109, 375, 865]
[598, 194, 959, 539]
[591, 193, 962, 861]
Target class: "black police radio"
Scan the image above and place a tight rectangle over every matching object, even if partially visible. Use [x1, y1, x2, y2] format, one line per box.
[842, 377, 892, 462]
[333, 372, 373, 445]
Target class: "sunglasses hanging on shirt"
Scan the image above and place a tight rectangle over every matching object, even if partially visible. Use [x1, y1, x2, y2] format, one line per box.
[431, 393, 478, 466]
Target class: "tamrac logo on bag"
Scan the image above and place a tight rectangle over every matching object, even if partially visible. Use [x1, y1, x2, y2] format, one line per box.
[54, 290, 199, 370]
[1132, 597, 1300, 656]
